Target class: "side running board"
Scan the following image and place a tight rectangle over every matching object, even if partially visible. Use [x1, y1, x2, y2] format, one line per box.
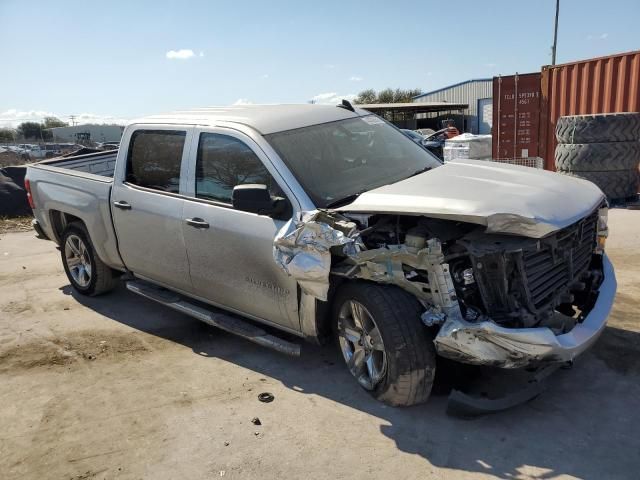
[126, 280, 301, 356]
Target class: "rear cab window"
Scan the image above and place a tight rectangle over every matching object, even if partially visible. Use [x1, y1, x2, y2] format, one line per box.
[125, 130, 186, 193]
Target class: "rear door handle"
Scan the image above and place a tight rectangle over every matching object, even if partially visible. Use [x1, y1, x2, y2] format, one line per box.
[113, 200, 132, 210]
[185, 217, 210, 229]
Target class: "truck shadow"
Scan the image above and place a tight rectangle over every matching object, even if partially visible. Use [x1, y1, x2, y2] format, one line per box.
[61, 283, 640, 480]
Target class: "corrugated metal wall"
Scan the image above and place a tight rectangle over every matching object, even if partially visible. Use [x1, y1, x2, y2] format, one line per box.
[540, 50, 640, 170]
[414, 79, 493, 133]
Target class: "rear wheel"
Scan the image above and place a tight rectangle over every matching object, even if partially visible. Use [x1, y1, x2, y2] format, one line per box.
[61, 223, 118, 296]
[333, 282, 436, 406]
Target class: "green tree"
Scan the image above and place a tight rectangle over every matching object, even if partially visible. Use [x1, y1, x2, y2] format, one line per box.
[353, 89, 376, 104]
[354, 88, 423, 104]
[16, 122, 52, 141]
[42, 116, 68, 128]
[0, 128, 16, 142]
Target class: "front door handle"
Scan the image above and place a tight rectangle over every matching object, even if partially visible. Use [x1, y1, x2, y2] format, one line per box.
[185, 217, 210, 229]
[113, 200, 132, 210]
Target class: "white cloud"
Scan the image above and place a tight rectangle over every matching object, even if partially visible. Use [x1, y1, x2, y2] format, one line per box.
[166, 49, 196, 60]
[600, 33, 609, 39]
[309, 92, 357, 105]
[233, 99, 254, 105]
[72, 112, 130, 125]
[261, 74, 269, 79]
[0, 109, 129, 128]
[587, 33, 608, 40]
[199, 51, 205, 57]
[484, 63, 497, 68]
[349, 75, 363, 82]
[324, 64, 336, 69]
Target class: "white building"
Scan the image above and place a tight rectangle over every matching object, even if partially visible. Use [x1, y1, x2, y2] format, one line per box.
[49, 124, 125, 143]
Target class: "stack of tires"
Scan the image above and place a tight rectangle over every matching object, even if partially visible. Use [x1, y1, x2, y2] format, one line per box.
[555, 112, 640, 200]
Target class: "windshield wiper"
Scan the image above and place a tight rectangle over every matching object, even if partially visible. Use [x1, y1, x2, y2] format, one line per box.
[325, 192, 363, 209]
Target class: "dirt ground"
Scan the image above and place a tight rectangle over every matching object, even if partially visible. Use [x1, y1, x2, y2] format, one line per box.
[0, 216, 33, 235]
[1, 210, 639, 480]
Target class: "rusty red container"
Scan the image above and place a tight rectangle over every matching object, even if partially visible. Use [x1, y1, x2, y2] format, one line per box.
[539, 50, 640, 170]
[492, 73, 542, 160]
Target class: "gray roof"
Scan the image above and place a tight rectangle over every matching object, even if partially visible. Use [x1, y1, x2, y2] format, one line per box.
[133, 104, 369, 135]
[358, 102, 467, 113]
[413, 78, 492, 99]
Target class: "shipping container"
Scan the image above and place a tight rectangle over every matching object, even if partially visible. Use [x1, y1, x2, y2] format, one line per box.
[539, 50, 640, 170]
[492, 73, 542, 160]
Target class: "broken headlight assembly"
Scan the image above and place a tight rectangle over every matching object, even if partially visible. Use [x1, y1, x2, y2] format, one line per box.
[596, 206, 608, 254]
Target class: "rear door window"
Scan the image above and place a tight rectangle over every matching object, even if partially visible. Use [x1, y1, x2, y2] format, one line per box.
[126, 130, 186, 193]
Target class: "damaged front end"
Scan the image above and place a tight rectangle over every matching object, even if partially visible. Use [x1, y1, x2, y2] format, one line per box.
[274, 205, 615, 369]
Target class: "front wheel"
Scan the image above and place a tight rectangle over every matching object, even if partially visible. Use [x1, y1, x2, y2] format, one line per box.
[333, 282, 436, 406]
[60, 222, 118, 296]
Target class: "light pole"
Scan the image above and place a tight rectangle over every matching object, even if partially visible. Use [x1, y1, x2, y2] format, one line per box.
[551, 0, 560, 65]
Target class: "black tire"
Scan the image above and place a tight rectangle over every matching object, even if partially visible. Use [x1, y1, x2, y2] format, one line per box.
[555, 113, 640, 144]
[60, 222, 118, 296]
[332, 282, 436, 406]
[557, 169, 640, 199]
[555, 142, 640, 171]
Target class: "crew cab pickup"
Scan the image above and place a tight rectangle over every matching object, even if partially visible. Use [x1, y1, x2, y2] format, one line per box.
[25, 104, 616, 407]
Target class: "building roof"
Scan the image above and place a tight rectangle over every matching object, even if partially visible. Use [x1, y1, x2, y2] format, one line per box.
[357, 102, 467, 113]
[413, 78, 492, 99]
[49, 124, 124, 131]
[133, 104, 371, 135]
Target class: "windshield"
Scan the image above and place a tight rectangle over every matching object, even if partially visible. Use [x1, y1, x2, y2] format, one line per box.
[265, 116, 442, 208]
[403, 129, 423, 142]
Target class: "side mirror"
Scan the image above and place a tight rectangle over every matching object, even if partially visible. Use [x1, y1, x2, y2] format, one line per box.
[232, 184, 291, 219]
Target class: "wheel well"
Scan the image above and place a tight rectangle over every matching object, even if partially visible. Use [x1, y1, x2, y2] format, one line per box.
[50, 211, 83, 242]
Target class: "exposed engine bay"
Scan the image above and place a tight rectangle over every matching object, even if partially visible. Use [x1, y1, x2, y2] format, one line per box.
[274, 206, 609, 368]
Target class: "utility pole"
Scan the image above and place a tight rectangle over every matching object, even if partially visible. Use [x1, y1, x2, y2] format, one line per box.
[69, 115, 77, 126]
[551, 0, 560, 65]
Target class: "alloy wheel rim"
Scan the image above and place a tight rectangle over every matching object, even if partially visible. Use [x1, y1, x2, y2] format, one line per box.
[65, 234, 92, 288]
[337, 300, 387, 390]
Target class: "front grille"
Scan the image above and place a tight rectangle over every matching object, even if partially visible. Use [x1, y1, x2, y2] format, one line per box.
[520, 209, 598, 311]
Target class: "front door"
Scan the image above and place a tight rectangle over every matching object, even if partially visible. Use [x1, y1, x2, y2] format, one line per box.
[111, 126, 194, 292]
[181, 129, 300, 332]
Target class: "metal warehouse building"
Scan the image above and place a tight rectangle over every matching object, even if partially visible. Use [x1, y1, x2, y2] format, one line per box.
[413, 79, 493, 134]
[49, 124, 124, 143]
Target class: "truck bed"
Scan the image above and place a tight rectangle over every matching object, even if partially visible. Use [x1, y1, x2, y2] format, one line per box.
[26, 150, 124, 271]
[38, 150, 118, 178]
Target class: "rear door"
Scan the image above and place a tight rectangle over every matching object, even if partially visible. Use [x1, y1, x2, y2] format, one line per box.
[181, 128, 300, 332]
[111, 125, 194, 292]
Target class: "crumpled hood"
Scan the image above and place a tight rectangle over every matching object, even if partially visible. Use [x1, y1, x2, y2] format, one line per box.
[336, 159, 605, 238]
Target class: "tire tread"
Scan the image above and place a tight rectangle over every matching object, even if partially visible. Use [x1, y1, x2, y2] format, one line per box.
[554, 142, 640, 171]
[555, 113, 640, 144]
[556, 169, 639, 199]
[333, 282, 436, 406]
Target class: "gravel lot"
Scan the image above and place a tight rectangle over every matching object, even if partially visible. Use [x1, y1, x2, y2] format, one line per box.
[1, 209, 639, 480]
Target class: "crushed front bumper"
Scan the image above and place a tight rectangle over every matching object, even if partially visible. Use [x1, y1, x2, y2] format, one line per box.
[434, 254, 616, 368]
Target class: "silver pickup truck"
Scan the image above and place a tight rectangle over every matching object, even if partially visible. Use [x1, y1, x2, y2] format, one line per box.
[25, 103, 616, 407]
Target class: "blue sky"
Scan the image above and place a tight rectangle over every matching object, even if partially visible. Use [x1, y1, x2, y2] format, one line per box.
[0, 0, 638, 126]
